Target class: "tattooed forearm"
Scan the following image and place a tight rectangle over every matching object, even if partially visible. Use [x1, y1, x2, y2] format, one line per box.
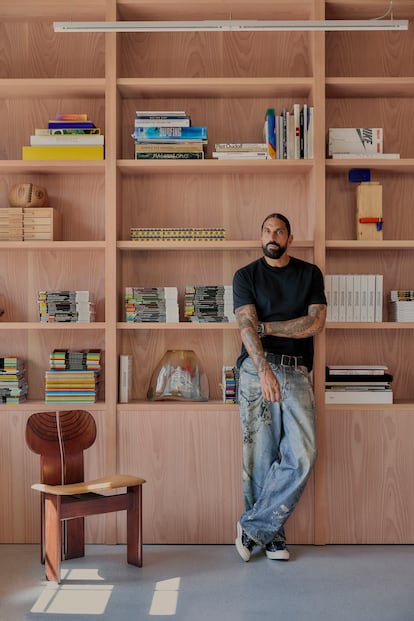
[235, 305, 269, 374]
[265, 304, 326, 339]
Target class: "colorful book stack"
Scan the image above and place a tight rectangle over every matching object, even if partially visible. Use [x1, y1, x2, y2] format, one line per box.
[125, 287, 179, 322]
[130, 227, 226, 241]
[22, 113, 104, 160]
[389, 290, 414, 321]
[325, 364, 393, 404]
[184, 285, 235, 322]
[222, 366, 238, 404]
[263, 104, 314, 160]
[0, 357, 28, 404]
[45, 349, 102, 403]
[212, 143, 268, 160]
[38, 290, 95, 323]
[133, 110, 207, 160]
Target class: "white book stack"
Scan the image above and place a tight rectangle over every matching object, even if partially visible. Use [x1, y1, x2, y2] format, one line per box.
[326, 274, 382, 322]
[325, 364, 393, 404]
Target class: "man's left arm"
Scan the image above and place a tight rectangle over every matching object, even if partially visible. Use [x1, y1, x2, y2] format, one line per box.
[262, 303, 326, 339]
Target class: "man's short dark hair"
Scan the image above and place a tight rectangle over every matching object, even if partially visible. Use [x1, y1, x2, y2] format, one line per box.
[261, 213, 291, 236]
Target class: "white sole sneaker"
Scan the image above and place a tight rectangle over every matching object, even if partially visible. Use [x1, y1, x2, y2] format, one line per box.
[235, 521, 253, 562]
[265, 546, 290, 561]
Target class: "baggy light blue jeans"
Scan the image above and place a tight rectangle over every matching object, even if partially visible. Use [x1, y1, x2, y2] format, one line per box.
[238, 356, 317, 546]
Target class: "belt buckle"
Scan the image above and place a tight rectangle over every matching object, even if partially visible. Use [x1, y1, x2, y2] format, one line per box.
[281, 354, 296, 368]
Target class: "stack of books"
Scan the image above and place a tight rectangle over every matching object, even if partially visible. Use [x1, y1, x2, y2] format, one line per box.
[0, 208, 23, 241]
[184, 285, 235, 322]
[389, 290, 414, 322]
[0, 208, 61, 241]
[49, 349, 102, 370]
[38, 290, 95, 323]
[212, 143, 268, 160]
[328, 128, 399, 159]
[263, 104, 314, 160]
[325, 364, 393, 404]
[125, 287, 179, 322]
[222, 366, 238, 404]
[0, 357, 28, 404]
[325, 274, 383, 322]
[130, 227, 226, 241]
[133, 110, 207, 159]
[22, 113, 104, 160]
[45, 349, 102, 403]
[24, 208, 61, 241]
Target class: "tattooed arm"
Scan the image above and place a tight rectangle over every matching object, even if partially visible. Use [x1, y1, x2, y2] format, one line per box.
[235, 304, 281, 402]
[262, 303, 327, 338]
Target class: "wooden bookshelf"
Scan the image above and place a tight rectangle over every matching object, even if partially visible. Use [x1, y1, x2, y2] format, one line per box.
[1, 0, 414, 546]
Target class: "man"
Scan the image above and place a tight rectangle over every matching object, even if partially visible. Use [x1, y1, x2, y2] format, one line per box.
[233, 213, 326, 561]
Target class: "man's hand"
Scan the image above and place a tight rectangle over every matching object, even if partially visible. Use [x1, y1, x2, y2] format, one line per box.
[259, 365, 281, 402]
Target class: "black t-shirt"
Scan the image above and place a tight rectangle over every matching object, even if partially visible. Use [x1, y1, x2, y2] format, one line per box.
[233, 255, 327, 370]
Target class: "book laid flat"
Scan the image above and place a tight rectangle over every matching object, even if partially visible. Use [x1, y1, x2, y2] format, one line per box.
[22, 146, 104, 160]
[325, 390, 393, 404]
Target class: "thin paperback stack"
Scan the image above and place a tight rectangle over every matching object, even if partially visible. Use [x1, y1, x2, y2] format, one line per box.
[328, 128, 400, 159]
[212, 143, 268, 160]
[325, 274, 383, 322]
[130, 227, 226, 241]
[125, 287, 179, 322]
[263, 104, 314, 160]
[0, 357, 28, 404]
[133, 111, 207, 159]
[325, 364, 393, 404]
[45, 349, 102, 403]
[184, 285, 235, 322]
[389, 290, 414, 321]
[49, 349, 102, 370]
[23, 113, 104, 160]
[222, 366, 238, 404]
[38, 290, 95, 322]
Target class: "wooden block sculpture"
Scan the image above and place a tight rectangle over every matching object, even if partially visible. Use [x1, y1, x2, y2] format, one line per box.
[356, 181, 383, 241]
[26, 410, 145, 583]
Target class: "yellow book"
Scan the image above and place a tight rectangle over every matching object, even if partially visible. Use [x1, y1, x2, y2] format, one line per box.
[22, 145, 104, 160]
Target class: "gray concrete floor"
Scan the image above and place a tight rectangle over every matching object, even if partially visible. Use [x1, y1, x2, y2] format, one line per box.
[1, 544, 414, 620]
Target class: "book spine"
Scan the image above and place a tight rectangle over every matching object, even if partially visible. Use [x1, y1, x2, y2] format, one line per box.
[134, 117, 191, 127]
[30, 135, 104, 146]
[263, 108, 276, 159]
[22, 146, 104, 160]
[48, 121, 96, 129]
[293, 103, 301, 160]
[119, 355, 132, 403]
[135, 152, 204, 159]
[133, 126, 207, 140]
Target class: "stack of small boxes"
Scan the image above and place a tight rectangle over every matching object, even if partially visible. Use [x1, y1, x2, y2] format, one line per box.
[0, 183, 61, 241]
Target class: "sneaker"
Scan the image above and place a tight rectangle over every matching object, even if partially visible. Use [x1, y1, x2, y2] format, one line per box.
[235, 521, 256, 562]
[265, 539, 290, 561]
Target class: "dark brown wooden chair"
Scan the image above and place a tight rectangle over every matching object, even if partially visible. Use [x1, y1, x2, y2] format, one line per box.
[26, 409, 145, 583]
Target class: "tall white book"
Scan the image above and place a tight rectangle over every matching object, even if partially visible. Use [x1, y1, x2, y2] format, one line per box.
[119, 354, 133, 403]
[375, 274, 383, 322]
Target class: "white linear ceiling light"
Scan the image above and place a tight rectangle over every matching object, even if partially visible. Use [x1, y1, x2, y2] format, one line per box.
[53, 19, 409, 33]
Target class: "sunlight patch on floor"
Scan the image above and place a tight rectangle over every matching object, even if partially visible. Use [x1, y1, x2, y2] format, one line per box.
[30, 568, 113, 615]
[149, 577, 181, 616]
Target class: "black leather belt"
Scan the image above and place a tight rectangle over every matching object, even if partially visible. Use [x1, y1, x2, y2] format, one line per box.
[265, 352, 304, 368]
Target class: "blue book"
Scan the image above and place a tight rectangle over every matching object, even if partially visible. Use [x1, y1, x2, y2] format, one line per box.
[48, 121, 96, 129]
[134, 126, 207, 141]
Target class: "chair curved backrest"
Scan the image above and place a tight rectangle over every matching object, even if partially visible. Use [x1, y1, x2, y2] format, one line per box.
[26, 410, 96, 486]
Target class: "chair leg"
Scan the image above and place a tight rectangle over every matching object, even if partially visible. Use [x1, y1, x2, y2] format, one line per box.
[64, 518, 85, 560]
[126, 485, 143, 567]
[44, 494, 62, 583]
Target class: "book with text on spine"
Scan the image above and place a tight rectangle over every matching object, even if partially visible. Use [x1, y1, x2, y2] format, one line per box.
[22, 145, 104, 160]
[133, 126, 207, 141]
[119, 355, 133, 403]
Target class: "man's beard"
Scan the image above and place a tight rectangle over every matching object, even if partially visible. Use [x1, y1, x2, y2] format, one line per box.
[262, 241, 287, 260]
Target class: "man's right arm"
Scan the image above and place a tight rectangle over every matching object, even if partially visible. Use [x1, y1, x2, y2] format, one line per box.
[235, 304, 281, 402]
